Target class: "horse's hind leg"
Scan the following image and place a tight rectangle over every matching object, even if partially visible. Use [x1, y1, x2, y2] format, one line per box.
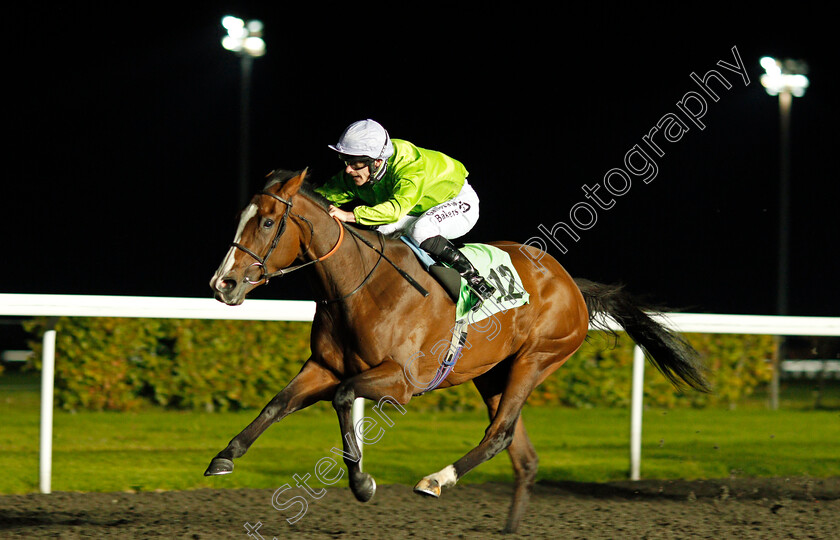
[502, 417, 539, 533]
[414, 353, 568, 527]
[415, 367, 538, 533]
[476, 374, 539, 533]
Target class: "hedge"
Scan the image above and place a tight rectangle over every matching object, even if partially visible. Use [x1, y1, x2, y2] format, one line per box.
[23, 317, 774, 412]
[24, 318, 310, 412]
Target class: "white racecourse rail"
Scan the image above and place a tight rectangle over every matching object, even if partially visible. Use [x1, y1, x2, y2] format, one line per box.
[1, 293, 839, 493]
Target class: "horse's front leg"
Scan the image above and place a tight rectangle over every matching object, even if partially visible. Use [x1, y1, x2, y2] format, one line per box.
[332, 361, 413, 502]
[204, 358, 338, 476]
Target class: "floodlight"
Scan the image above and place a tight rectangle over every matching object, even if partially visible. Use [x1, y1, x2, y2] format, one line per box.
[221, 16, 266, 58]
[760, 55, 808, 97]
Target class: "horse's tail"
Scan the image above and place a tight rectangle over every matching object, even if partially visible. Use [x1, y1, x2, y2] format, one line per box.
[574, 278, 711, 393]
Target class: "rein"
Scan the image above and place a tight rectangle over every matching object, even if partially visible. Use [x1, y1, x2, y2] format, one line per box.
[230, 189, 429, 303]
[342, 226, 429, 299]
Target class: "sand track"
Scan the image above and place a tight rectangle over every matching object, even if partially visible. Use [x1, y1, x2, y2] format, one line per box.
[1, 477, 838, 539]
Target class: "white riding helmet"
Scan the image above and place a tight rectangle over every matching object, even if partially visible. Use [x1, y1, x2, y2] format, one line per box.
[328, 119, 394, 161]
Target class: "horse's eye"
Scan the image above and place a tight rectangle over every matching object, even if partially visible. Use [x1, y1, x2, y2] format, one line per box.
[263, 219, 275, 229]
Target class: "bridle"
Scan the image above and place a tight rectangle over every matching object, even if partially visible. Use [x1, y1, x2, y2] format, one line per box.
[230, 187, 430, 304]
[230, 190, 344, 286]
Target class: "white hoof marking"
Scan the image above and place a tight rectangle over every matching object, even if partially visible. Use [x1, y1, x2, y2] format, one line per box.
[414, 465, 457, 497]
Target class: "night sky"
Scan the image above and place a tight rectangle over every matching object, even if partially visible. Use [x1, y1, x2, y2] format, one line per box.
[5, 4, 838, 318]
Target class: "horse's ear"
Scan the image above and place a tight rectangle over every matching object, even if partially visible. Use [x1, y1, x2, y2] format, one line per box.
[279, 168, 308, 198]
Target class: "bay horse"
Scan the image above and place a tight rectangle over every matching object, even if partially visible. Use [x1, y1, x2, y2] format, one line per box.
[206, 169, 709, 533]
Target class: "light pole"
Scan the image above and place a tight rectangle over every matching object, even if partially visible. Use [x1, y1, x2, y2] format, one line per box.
[760, 56, 809, 409]
[760, 56, 809, 316]
[222, 16, 266, 210]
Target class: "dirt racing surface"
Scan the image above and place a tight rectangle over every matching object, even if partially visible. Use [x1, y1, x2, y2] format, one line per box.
[1, 477, 838, 539]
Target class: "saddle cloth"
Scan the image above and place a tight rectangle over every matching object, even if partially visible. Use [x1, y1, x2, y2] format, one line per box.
[400, 237, 530, 324]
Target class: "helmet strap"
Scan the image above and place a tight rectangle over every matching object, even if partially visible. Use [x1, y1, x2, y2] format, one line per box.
[369, 159, 387, 184]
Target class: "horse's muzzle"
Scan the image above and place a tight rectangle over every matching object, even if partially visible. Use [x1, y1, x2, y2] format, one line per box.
[211, 275, 246, 306]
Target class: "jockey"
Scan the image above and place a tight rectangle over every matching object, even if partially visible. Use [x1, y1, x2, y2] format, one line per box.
[315, 119, 496, 300]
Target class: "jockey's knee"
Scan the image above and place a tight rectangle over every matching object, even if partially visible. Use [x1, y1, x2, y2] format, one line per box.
[409, 220, 446, 247]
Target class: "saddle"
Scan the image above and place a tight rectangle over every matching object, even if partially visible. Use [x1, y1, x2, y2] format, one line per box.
[400, 236, 462, 303]
[400, 237, 530, 323]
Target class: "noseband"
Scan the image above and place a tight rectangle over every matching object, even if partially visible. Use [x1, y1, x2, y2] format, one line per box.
[230, 190, 344, 286]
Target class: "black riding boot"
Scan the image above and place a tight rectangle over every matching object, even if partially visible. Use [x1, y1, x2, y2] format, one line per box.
[420, 236, 496, 300]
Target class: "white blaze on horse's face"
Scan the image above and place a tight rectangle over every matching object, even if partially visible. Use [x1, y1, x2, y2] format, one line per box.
[210, 203, 258, 293]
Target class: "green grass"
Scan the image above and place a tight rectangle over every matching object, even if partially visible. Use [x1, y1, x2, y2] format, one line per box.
[2, 372, 839, 495]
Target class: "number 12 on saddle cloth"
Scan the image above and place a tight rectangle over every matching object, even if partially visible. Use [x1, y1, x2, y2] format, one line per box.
[401, 237, 530, 323]
[456, 243, 530, 323]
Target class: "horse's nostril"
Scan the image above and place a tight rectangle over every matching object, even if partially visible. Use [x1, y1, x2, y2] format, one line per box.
[220, 279, 237, 291]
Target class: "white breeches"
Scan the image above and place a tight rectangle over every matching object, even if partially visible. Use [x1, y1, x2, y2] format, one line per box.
[376, 179, 480, 245]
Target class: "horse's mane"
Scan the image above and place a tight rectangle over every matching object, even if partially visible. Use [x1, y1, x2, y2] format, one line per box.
[263, 169, 332, 211]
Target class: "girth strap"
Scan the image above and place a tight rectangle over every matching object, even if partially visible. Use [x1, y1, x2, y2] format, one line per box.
[414, 318, 469, 395]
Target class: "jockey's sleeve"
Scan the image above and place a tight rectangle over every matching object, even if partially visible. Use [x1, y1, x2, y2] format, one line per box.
[314, 177, 356, 207]
[352, 177, 423, 226]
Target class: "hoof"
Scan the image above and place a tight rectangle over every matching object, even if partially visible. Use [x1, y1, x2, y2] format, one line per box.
[352, 473, 377, 503]
[413, 477, 441, 498]
[204, 458, 234, 476]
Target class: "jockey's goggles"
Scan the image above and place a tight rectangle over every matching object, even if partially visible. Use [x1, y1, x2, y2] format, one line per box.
[338, 154, 373, 170]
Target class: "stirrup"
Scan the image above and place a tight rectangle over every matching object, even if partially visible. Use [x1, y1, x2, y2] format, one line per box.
[467, 275, 496, 300]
